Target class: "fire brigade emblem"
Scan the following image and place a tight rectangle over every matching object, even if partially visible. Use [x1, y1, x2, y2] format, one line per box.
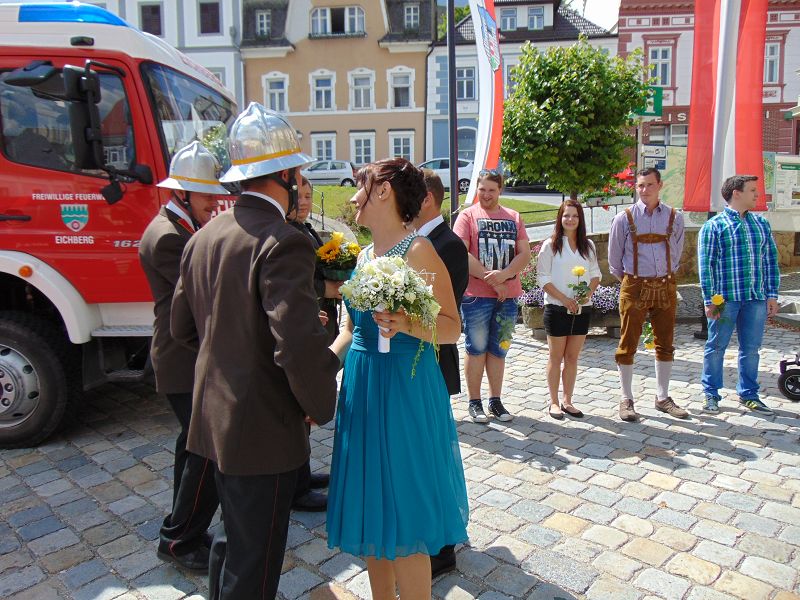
[61, 204, 89, 232]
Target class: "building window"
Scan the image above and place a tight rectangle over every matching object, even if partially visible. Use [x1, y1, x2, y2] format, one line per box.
[528, 6, 544, 30]
[504, 62, 519, 98]
[388, 68, 413, 109]
[648, 46, 672, 87]
[404, 3, 420, 30]
[349, 70, 374, 110]
[311, 134, 336, 161]
[208, 68, 225, 87]
[311, 8, 330, 35]
[389, 131, 414, 162]
[199, 1, 221, 35]
[500, 8, 516, 30]
[311, 6, 364, 36]
[255, 9, 271, 37]
[649, 125, 666, 144]
[140, 4, 162, 36]
[346, 6, 365, 33]
[350, 132, 375, 166]
[456, 67, 475, 101]
[670, 124, 688, 146]
[262, 73, 288, 113]
[764, 42, 780, 84]
[311, 71, 335, 111]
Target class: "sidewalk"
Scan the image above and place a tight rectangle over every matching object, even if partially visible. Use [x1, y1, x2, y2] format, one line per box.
[0, 322, 798, 599]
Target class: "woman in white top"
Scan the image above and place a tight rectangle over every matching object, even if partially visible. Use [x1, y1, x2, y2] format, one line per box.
[537, 199, 601, 419]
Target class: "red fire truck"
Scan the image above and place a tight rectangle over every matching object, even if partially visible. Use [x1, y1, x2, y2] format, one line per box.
[0, 3, 237, 447]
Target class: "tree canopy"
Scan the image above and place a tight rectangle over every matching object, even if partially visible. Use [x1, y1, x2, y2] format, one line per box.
[501, 37, 650, 199]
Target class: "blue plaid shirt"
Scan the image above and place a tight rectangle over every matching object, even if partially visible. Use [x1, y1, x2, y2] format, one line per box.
[697, 207, 779, 305]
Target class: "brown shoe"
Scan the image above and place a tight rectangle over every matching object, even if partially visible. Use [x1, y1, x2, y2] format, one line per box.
[619, 398, 638, 422]
[655, 396, 689, 419]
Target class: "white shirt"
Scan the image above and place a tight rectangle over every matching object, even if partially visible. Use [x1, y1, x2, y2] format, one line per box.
[243, 191, 286, 220]
[537, 237, 601, 306]
[416, 214, 444, 237]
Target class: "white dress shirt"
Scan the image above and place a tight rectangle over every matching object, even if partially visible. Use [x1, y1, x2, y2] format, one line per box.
[416, 214, 444, 237]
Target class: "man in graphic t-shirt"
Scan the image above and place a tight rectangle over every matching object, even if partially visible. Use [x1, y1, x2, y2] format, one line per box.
[453, 170, 530, 423]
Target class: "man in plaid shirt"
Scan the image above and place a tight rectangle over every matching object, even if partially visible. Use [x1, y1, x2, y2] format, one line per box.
[698, 175, 780, 414]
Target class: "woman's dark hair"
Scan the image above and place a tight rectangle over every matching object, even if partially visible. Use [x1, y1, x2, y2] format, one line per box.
[355, 157, 427, 222]
[551, 199, 592, 259]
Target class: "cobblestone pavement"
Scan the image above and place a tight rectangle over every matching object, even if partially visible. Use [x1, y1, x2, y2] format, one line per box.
[1, 323, 799, 600]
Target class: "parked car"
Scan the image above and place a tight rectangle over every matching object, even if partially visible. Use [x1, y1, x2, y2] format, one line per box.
[418, 158, 473, 193]
[302, 160, 357, 186]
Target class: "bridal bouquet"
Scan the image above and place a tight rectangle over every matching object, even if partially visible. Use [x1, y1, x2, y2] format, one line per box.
[339, 255, 440, 375]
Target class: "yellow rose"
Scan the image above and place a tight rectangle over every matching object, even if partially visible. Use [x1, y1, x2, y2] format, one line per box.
[331, 231, 345, 246]
[572, 265, 586, 277]
[711, 294, 725, 306]
[499, 340, 511, 351]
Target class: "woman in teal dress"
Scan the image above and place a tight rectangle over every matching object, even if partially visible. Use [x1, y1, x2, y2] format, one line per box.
[328, 158, 469, 599]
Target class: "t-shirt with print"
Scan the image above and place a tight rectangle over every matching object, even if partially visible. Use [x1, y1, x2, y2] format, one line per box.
[453, 203, 528, 298]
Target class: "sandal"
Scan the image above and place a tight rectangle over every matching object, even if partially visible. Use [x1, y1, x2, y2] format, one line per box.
[560, 403, 584, 418]
[548, 405, 564, 420]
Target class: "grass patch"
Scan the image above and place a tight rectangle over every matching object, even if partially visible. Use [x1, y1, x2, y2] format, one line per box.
[309, 185, 558, 238]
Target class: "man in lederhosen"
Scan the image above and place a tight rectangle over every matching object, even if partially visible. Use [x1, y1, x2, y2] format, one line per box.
[608, 168, 689, 422]
[139, 142, 225, 572]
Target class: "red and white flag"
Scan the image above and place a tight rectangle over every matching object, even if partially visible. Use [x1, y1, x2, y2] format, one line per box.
[683, 0, 768, 212]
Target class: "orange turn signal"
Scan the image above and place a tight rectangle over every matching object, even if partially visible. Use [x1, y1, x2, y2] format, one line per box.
[18, 265, 33, 278]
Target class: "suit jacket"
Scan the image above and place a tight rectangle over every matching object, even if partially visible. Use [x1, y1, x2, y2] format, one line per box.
[428, 220, 469, 396]
[138, 206, 196, 394]
[171, 194, 340, 476]
[288, 220, 339, 343]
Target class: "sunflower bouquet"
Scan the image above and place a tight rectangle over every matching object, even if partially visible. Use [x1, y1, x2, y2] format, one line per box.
[316, 232, 361, 280]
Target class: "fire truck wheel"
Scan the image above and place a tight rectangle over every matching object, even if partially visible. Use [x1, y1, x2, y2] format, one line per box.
[0, 312, 69, 448]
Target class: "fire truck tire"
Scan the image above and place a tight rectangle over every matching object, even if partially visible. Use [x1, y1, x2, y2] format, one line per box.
[0, 312, 70, 448]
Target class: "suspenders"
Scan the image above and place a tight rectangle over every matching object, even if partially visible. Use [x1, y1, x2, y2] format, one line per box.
[624, 207, 676, 278]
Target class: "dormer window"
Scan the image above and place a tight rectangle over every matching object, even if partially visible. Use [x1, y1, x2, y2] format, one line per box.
[500, 8, 516, 30]
[311, 6, 365, 37]
[256, 9, 271, 37]
[404, 3, 420, 30]
[528, 6, 543, 30]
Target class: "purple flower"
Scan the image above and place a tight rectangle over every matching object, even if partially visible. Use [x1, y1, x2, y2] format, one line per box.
[518, 286, 544, 308]
[591, 285, 620, 313]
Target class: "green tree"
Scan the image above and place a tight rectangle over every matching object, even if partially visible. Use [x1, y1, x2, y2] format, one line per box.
[437, 6, 471, 40]
[501, 37, 650, 199]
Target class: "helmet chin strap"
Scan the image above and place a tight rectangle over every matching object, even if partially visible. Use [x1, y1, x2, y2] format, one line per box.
[269, 170, 299, 216]
[176, 191, 201, 228]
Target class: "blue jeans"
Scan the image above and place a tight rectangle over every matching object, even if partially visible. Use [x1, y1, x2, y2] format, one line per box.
[461, 296, 518, 358]
[701, 300, 768, 400]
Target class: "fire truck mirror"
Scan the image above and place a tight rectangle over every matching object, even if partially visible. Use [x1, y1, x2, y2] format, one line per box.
[63, 66, 105, 171]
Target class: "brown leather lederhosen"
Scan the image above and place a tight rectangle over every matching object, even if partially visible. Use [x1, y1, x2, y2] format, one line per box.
[624, 206, 676, 310]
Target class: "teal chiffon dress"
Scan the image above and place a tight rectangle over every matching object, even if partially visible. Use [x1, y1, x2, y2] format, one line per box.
[326, 234, 469, 559]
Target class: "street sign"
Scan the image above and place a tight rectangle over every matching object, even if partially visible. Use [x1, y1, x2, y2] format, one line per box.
[642, 145, 667, 158]
[644, 157, 666, 170]
[635, 86, 663, 118]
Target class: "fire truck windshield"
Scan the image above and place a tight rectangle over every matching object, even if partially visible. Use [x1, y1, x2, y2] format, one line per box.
[142, 62, 236, 173]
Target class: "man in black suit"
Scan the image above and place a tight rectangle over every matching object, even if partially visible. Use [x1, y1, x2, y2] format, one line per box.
[413, 169, 469, 579]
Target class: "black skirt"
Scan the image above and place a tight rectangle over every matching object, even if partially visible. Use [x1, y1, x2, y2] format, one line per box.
[543, 304, 592, 337]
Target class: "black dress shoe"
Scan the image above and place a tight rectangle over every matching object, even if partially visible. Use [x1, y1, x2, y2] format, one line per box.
[157, 545, 210, 574]
[292, 490, 328, 512]
[430, 545, 456, 579]
[309, 472, 330, 489]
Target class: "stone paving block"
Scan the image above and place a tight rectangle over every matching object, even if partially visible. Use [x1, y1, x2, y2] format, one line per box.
[541, 513, 589, 536]
[579, 486, 622, 507]
[294, 538, 338, 567]
[737, 532, 794, 563]
[27, 528, 79, 557]
[107, 495, 146, 516]
[83, 521, 128, 547]
[633, 567, 691, 598]
[615, 497, 658, 519]
[692, 501, 736, 524]
[97, 534, 144, 560]
[0, 550, 32, 575]
[431, 574, 482, 600]
[731, 513, 781, 536]
[677, 481, 718, 500]
[541, 492, 582, 513]
[611, 513, 654, 537]
[572, 502, 617, 525]
[685, 587, 737, 600]
[665, 552, 721, 585]
[517, 524, 562, 548]
[132, 564, 196, 600]
[621, 481, 659, 500]
[112, 548, 162, 579]
[318, 553, 364, 583]
[17, 516, 66, 542]
[739, 556, 797, 590]
[47, 488, 87, 508]
[641, 471, 681, 490]
[0, 565, 45, 597]
[620, 538, 674, 567]
[456, 548, 498, 578]
[522, 550, 598, 594]
[280, 566, 325, 599]
[760, 501, 800, 524]
[717, 491, 762, 512]
[692, 541, 744, 569]
[550, 537, 603, 563]
[507, 499, 554, 523]
[61, 558, 109, 590]
[7, 579, 63, 600]
[691, 520, 742, 546]
[7, 505, 52, 528]
[581, 524, 629, 549]
[586, 576, 643, 600]
[40, 543, 93, 573]
[651, 507, 698, 530]
[713, 571, 773, 600]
